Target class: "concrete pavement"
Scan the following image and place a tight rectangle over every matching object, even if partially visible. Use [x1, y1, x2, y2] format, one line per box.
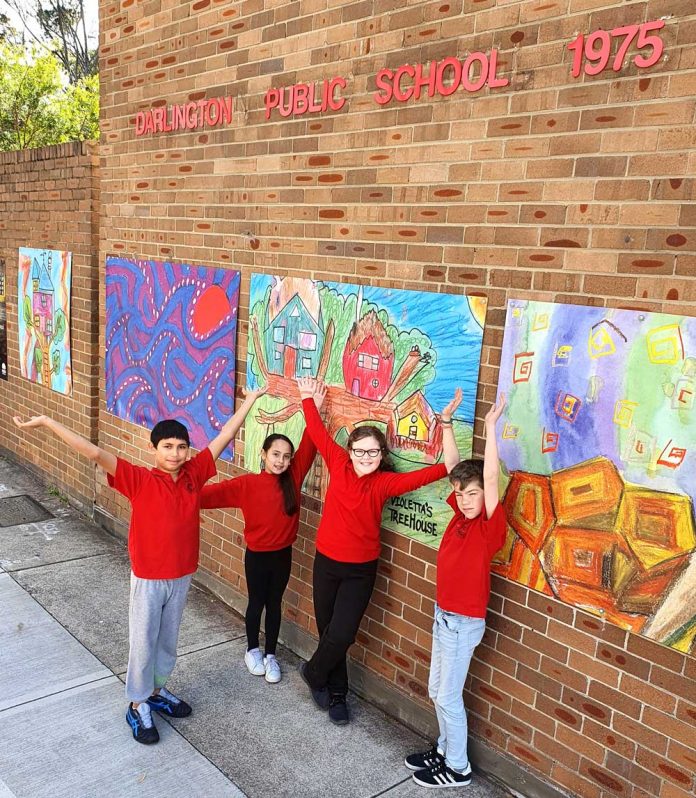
[0, 453, 511, 798]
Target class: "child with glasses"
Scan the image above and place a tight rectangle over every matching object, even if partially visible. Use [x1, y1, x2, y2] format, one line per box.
[200, 381, 325, 684]
[405, 393, 506, 789]
[296, 376, 462, 726]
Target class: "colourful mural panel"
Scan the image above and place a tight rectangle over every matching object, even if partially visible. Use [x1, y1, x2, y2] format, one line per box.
[246, 274, 487, 546]
[496, 300, 696, 652]
[18, 247, 72, 394]
[105, 257, 240, 461]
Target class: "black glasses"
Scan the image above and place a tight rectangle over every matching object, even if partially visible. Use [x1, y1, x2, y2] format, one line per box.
[351, 448, 382, 458]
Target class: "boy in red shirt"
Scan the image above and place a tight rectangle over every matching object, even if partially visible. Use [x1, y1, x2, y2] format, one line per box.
[405, 393, 506, 788]
[13, 386, 263, 745]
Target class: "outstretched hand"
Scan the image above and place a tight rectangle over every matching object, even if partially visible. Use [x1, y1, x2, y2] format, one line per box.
[297, 376, 318, 399]
[313, 379, 328, 410]
[241, 385, 267, 402]
[441, 387, 462, 422]
[485, 393, 506, 427]
[13, 415, 49, 430]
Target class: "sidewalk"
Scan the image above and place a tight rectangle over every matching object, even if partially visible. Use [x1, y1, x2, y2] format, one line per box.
[0, 453, 511, 798]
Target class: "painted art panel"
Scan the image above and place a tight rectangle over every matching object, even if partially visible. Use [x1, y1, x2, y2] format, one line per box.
[496, 299, 696, 652]
[0, 258, 7, 380]
[105, 257, 240, 461]
[246, 274, 487, 546]
[17, 248, 72, 395]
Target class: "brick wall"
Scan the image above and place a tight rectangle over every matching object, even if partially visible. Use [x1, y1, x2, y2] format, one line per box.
[98, 2, 696, 797]
[0, 142, 100, 507]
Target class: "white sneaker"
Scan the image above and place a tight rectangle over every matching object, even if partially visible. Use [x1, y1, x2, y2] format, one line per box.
[244, 647, 265, 676]
[264, 655, 281, 684]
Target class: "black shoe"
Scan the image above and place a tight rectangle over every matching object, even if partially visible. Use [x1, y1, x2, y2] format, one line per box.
[147, 687, 192, 718]
[412, 760, 472, 788]
[405, 745, 446, 771]
[299, 662, 330, 710]
[328, 693, 349, 726]
[126, 702, 160, 745]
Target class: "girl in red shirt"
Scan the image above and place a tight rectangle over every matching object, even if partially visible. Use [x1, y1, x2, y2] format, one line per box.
[201, 386, 324, 684]
[297, 376, 461, 725]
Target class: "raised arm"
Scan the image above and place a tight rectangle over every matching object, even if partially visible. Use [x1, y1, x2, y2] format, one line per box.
[291, 381, 324, 480]
[13, 415, 117, 475]
[297, 377, 343, 467]
[440, 387, 462, 473]
[207, 386, 266, 462]
[483, 392, 506, 519]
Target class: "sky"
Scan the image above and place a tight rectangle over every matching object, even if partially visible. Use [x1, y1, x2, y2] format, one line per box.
[1, 0, 98, 45]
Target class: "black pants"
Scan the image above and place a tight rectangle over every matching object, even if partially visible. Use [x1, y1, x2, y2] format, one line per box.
[305, 551, 378, 696]
[244, 546, 292, 656]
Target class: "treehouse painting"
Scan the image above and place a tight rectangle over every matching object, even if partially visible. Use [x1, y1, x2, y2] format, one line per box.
[246, 274, 487, 546]
[18, 247, 72, 395]
[495, 300, 696, 653]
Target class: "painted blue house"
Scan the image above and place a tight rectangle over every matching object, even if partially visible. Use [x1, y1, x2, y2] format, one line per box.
[265, 294, 324, 378]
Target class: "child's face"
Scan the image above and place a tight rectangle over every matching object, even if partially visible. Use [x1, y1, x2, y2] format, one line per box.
[349, 435, 383, 477]
[452, 479, 485, 520]
[152, 438, 190, 474]
[261, 439, 293, 475]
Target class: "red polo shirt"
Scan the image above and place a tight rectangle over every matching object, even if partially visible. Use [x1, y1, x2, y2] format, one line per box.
[436, 494, 507, 618]
[200, 430, 317, 552]
[302, 398, 448, 563]
[107, 448, 216, 579]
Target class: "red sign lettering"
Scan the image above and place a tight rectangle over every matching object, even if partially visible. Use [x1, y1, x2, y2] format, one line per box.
[567, 19, 665, 78]
[373, 51, 509, 105]
[134, 97, 233, 137]
[264, 78, 346, 119]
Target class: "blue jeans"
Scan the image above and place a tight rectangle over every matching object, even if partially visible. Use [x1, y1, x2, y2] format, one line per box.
[428, 605, 486, 772]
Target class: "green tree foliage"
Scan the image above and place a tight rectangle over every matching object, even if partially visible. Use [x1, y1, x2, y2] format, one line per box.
[3, 0, 97, 83]
[53, 309, 66, 343]
[22, 296, 34, 328]
[0, 41, 98, 150]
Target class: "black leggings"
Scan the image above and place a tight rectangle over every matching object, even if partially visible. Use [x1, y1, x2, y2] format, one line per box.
[244, 546, 292, 656]
[304, 551, 378, 696]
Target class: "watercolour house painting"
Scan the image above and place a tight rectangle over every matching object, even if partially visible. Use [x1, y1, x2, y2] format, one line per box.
[496, 299, 696, 653]
[246, 274, 487, 546]
[17, 247, 72, 395]
[105, 257, 240, 461]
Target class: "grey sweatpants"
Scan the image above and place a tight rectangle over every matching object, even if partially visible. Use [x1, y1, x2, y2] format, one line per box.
[126, 572, 193, 703]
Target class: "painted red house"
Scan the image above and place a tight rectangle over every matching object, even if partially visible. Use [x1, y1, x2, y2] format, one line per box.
[342, 310, 394, 400]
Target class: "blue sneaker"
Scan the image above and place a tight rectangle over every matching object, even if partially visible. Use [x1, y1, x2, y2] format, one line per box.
[126, 702, 159, 745]
[147, 687, 192, 718]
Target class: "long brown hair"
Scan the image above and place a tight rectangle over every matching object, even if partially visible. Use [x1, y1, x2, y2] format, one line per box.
[346, 425, 393, 471]
[263, 434, 298, 515]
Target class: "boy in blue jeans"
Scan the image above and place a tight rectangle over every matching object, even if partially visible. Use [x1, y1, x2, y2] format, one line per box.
[13, 386, 263, 744]
[405, 394, 506, 788]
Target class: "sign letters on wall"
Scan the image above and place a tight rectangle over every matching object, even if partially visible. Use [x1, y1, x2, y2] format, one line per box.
[133, 20, 667, 134]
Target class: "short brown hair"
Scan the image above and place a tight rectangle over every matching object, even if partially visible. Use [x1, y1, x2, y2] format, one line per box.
[449, 459, 484, 490]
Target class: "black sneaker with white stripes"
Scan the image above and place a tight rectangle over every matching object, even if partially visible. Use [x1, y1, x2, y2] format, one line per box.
[405, 745, 446, 771]
[412, 760, 472, 788]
